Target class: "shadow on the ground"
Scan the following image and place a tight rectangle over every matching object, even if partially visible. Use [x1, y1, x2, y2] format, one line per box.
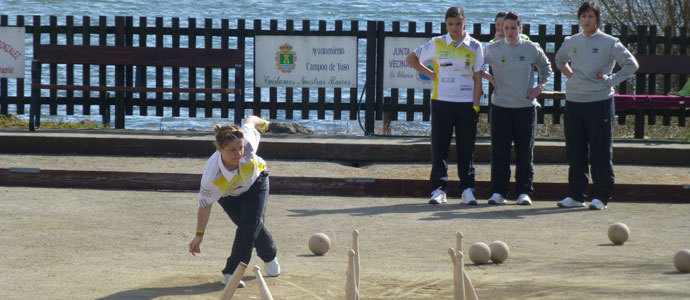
[287, 203, 591, 220]
[96, 276, 255, 300]
[97, 282, 221, 300]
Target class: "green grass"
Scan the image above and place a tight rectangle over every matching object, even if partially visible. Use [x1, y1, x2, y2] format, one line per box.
[376, 114, 690, 140]
[2, 113, 688, 140]
[0, 114, 103, 129]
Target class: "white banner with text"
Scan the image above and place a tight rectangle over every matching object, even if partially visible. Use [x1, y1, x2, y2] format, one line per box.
[382, 37, 433, 89]
[0, 27, 25, 78]
[254, 35, 357, 88]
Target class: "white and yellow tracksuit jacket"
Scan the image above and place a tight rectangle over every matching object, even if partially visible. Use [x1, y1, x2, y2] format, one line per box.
[197, 124, 266, 207]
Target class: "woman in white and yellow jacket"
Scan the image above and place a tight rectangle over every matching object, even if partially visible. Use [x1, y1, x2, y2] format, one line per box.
[188, 116, 279, 288]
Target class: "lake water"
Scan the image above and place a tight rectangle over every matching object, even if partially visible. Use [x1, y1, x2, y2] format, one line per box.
[1, 0, 574, 134]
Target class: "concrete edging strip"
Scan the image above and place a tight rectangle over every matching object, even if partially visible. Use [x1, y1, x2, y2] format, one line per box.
[1, 168, 688, 203]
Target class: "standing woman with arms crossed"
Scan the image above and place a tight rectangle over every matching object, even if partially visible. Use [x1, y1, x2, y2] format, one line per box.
[483, 11, 552, 205]
[189, 116, 280, 287]
[555, 1, 638, 210]
[406, 6, 485, 205]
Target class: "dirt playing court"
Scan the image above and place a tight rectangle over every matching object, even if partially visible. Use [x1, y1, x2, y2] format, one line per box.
[1, 186, 689, 299]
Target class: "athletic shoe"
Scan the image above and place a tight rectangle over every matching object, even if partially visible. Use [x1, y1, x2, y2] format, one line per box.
[264, 256, 281, 277]
[487, 193, 506, 205]
[429, 187, 447, 204]
[557, 197, 586, 208]
[461, 188, 477, 205]
[516, 194, 532, 205]
[221, 273, 245, 288]
[589, 199, 607, 210]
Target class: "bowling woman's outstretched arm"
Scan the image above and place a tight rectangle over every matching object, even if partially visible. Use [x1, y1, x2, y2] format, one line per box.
[189, 204, 212, 256]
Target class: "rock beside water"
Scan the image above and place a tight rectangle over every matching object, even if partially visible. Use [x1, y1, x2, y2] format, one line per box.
[267, 122, 314, 135]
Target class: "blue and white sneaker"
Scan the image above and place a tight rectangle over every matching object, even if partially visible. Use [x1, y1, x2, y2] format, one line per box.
[461, 188, 477, 205]
[516, 194, 532, 205]
[557, 197, 585, 208]
[429, 187, 447, 204]
[487, 193, 506, 205]
[264, 257, 281, 277]
[221, 273, 245, 288]
[589, 199, 607, 210]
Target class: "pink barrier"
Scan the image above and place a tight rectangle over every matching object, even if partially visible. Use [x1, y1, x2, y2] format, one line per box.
[615, 94, 690, 111]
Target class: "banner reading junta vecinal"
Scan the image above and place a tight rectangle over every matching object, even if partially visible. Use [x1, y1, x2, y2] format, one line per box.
[382, 37, 434, 89]
[255, 35, 357, 88]
[0, 26, 25, 78]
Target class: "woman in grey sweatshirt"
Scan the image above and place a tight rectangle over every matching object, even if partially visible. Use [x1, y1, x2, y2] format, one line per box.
[483, 11, 552, 206]
[554, 1, 639, 210]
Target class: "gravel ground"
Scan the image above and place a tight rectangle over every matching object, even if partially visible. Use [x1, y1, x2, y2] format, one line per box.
[1, 187, 689, 299]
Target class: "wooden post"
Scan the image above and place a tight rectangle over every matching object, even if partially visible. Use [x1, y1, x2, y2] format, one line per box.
[29, 60, 41, 131]
[647, 25, 657, 125]
[125, 16, 134, 116]
[364, 20, 377, 133]
[15, 15, 26, 115]
[301, 20, 311, 121]
[349, 20, 359, 121]
[334, 20, 343, 121]
[422, 21, 433, 122]
[220, 18, 230, 119]
[204, 18, 214, 118]
[253, 19, 262, 118]
[382, 97, 392, 135]
[268, 20, 278, 120]
[101, 93, 111, 128]
[617, 25, 630, 125]
[318, 20, 328, 120]
[187, 17, 197, 118]
[114, 16, 126, 129]
[171, 17, 181, 117]
[234, 18, 246, 124]
[404, 22, 415, 121]
[634, 25, 648, 139]
[98, 16, 108, 120]
[285, 19, 295, 120]
[678, 26, 687, 128]
[82, 16, 91, 116]
[65, 15, 74, 116]
[552, 24, 563, 125]
[49, 16, 57, 116]
[375, 20, 385, 123]
[0, 15, 7, 116]
[138, 16, 148, 117]
[155, 17, 164, 116]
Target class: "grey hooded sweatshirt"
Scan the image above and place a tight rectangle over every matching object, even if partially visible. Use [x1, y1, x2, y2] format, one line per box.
[484, 38, 552, 108]
[555, 30, 639, 102]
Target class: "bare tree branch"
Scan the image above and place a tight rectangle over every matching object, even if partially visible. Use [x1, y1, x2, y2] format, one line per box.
[562, 0, 689, 31]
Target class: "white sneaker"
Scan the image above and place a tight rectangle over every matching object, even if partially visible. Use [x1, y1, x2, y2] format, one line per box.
[557, 197, 585, 208]
[428, 187, 447, 204]
[516, 194, 532, 205]
[589, 199, 607, 210]
[264, 256, 280, 277]
[487, 193, 506, 205]
[221, 273, 245, 288]
[461, 188, 477, 205]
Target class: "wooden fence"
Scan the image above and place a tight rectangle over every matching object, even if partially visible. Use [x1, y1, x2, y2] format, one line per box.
[0, 15, 688, 137]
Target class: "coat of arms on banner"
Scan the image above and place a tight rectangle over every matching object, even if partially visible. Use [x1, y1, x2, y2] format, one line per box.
[275, 43, 297, 73]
